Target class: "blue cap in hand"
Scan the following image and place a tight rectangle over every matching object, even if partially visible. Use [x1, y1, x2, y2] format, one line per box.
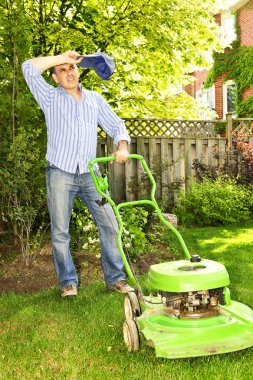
[77, 52, 115, 80]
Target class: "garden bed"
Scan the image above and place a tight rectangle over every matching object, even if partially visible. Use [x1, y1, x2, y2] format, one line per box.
[0, 243, 171, 294]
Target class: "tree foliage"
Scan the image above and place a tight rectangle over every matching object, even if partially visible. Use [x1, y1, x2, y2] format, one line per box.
[0, 0, 222, 256]
[0, 0, 47, 258]
[19, 0, 222, 117]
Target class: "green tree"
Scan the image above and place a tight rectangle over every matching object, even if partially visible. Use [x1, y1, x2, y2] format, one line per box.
[21, 0, 222, 117]
[0, 0, 47, 263]
[0, 0, 222, 259]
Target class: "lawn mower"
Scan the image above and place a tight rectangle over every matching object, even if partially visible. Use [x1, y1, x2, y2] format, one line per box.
[88, 154, 253, 359]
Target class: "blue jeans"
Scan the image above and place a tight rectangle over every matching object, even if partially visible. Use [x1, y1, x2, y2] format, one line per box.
[46, 164, 125, 289]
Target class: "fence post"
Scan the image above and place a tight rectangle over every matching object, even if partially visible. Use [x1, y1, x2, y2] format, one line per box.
[226, 113, 233, 145]
[226, 113, 233, 166]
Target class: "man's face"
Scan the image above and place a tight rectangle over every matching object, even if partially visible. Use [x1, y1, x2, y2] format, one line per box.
[52, 64, 79, 91]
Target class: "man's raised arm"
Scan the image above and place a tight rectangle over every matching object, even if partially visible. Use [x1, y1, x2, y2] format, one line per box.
[30, 51, 83, 72]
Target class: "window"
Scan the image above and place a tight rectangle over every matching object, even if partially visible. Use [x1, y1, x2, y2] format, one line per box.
[220, 12, 236, 47]
[223, 80, 236, 117]
[196, 86, 215, 110]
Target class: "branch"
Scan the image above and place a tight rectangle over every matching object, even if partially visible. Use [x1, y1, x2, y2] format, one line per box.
[72, 0, 85, 20]
[79, 68, 91, 80]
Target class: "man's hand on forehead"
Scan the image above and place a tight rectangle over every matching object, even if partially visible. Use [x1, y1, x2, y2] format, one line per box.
[61, 51, 83, 64]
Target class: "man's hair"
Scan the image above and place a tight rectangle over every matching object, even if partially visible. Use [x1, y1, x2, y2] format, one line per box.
[50, 64, 78, 75]
[50, 66, 56, 74]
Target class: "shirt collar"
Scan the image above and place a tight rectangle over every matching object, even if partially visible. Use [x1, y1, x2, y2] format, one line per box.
[57, 84, 84, 99]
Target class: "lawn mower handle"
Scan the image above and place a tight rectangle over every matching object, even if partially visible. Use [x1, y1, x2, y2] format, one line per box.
[88, 155, 191, 283]
[89, 154, 158, 204]
[89, 153, 142, 163]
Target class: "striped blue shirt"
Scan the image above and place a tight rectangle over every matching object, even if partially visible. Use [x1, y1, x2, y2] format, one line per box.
[21, 60, 130, 173]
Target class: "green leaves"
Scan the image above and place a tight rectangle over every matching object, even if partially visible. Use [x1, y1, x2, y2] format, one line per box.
[14, 0, 222, 118]
[121, 207, 149, 257]
[205, 45, 253, 117]
[0, 0, 224, 259]
[69, 198, 100, 252]
[174, 178, 253, 226]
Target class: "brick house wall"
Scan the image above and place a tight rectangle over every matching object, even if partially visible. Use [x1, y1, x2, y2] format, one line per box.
[239, 3, 253, 46]
[214, 13, 221, 26]
[184, 70, 208, 98]
[242, 86, 253, 98]
[185, 0, 253, 118]
[215, 73, 227, 119]
[239, 2, 253, 100]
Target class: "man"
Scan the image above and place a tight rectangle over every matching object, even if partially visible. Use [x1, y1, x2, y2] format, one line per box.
[22, 50, 133, 298]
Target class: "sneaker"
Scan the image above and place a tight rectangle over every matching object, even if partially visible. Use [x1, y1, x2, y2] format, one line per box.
[107, 280, 134, 294]
[61, 285, 77, 298]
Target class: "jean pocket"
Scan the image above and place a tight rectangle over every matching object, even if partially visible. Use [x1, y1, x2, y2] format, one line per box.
[46, 161, 58, 170]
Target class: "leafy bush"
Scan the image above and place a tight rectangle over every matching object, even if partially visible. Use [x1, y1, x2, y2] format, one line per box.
[0, 127, 48, 265]
[70, 201, 155, 259]
[237, 95, 253, 118]
[174, 177, 253, 226]
[70, 198, 99, 253]
[120, 207, 150, 258]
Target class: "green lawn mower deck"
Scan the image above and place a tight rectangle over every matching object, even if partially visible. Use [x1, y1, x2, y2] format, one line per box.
[88, 154, 253, 359]
[135, 259, 253, 358]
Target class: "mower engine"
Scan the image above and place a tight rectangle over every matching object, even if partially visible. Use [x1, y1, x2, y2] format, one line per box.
[147, 258, 232, 319]
[160, 287, 224, 318]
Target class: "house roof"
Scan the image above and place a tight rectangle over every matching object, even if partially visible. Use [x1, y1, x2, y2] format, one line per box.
[217, 0, 250, 14]
[227, 0, 250, 11]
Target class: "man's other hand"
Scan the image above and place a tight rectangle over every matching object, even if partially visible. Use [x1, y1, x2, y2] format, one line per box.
[111, 140, 129, 163]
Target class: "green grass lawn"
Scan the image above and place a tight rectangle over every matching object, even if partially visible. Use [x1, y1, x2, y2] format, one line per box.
[1, 224, 253, 380]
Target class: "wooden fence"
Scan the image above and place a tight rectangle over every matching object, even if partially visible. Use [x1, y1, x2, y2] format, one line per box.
[96, 114, 253, 209]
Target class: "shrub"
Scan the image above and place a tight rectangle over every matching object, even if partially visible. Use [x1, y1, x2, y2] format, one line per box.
[70, 201, 154, 259]
[120, 207, 150, 258]
[174, 177, 253, 226]
[70, 198, 99, 253]
[0, 127, 48, 266]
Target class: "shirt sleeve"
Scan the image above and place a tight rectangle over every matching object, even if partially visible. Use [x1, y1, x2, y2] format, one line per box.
[97, 93, 131, 146]
[21, 60, 55, 112]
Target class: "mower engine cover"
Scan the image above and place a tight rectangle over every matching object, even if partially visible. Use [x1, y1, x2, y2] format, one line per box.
[148, 259, 230, 292]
